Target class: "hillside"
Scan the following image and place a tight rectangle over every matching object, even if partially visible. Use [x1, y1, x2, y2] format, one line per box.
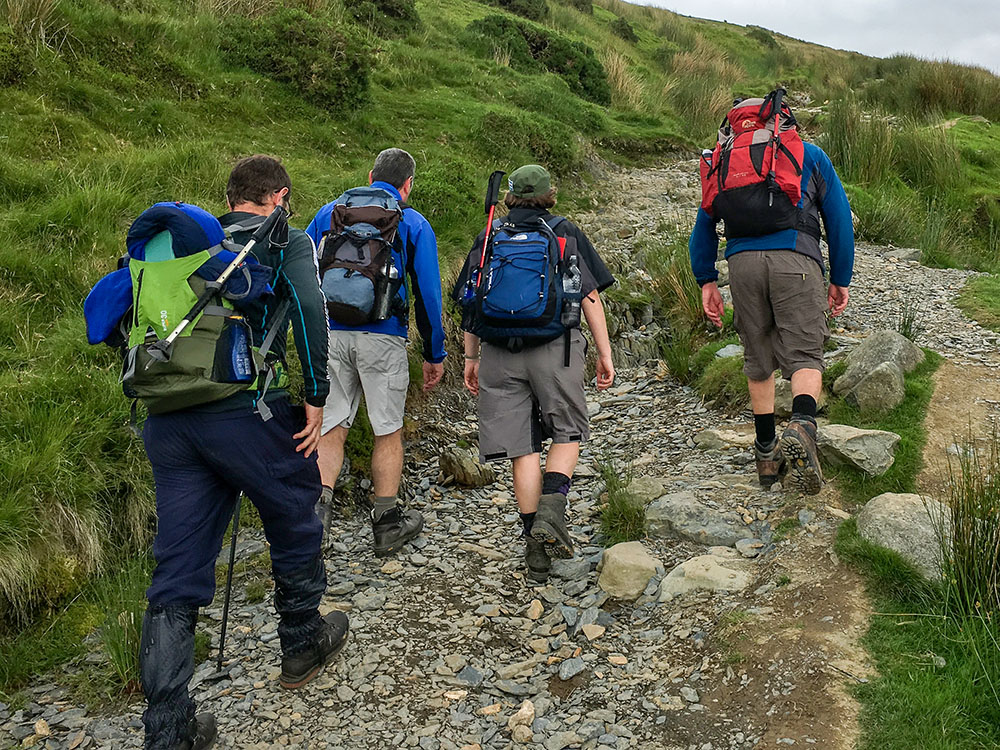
[2, 0, 1000, 642]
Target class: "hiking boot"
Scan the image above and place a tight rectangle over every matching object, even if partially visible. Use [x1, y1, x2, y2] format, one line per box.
[524, 537, 551, 582]
[530, 493, 573, 559]
[174, 713, 217, 750]
[779, 417, 824, 495]
[372, 506, 424, 558]
[754, 437, 785, 489]
[279, 611, 349, 689]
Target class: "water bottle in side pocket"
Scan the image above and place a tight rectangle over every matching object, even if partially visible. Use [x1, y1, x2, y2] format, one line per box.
[561, 254, 582, 329]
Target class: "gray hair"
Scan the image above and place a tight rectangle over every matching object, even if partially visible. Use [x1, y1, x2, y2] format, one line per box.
[371, 148, 416, 190]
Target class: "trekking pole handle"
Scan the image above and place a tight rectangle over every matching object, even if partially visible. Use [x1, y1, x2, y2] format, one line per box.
[476, 171, 506, 289]
[160, 205, 286, 346]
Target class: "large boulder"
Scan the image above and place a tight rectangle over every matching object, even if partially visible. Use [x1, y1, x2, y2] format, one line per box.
[818, 424, 901, 475]
[439, 446, 496, 488]
[845, 361, 906, 412]
[833, 330, 924, 396]
[775, 377, 827, 418]
[659, 550, 752, 597]
[856, 492, 950, 580]
[597, 542, 660, 600]
[645, 491, 748, 547]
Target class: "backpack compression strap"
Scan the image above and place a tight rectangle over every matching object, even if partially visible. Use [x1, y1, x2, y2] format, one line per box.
[252, 298, 293, 422]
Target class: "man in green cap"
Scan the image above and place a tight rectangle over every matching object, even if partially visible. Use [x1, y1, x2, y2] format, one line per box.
[455, 164, 616, 582]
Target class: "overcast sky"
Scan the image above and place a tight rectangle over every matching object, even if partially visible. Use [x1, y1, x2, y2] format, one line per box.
[642, 1, 1000, 74]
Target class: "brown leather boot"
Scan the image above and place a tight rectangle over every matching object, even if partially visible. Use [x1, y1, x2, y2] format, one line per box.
[754, 437, 785, 489]
[779, 417, 824, 495]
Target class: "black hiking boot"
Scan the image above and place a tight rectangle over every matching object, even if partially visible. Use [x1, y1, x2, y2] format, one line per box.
[754, 437, 785, 489]
[530, 493, 573, 559]
[524, 537, 551, 582]
[279, 611, 349, 689]
[779, 417, 824, 495]
[173, 713, 217, 750]
[372, 506, 424, 558]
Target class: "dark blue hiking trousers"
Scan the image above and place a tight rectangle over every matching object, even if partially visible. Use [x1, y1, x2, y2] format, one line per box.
[140, 398, 326, 749]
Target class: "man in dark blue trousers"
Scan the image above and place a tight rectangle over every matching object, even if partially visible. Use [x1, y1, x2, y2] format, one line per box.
[140, 156, 348, 750]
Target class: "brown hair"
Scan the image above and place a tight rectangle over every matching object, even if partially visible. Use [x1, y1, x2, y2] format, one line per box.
[226, 155, 291, 207]
[503, 187, 557, 210]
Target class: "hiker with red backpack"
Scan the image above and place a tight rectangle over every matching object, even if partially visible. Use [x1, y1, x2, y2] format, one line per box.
[455, 164, 616, 582]
[306, 148, 447, 558]
[690, 89, 855, 494]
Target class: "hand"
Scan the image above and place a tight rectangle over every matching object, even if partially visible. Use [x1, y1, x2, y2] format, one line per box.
[828, 284, 849, 317]
[294, 403, 323, 458]
[596, 351, 615, 390]
[464, 359, 480, 396]
[422, 362, 444, 392]
[702, 282, 724, 328]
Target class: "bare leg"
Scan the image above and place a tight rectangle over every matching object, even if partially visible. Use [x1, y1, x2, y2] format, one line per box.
[372, 429, 404, 498]
[545, 443, 580, 480]
[747, 373, 776, 415]
[790, 368, 822, 400]
[317, 426, 348, 488]
[512, 453, 543, 514]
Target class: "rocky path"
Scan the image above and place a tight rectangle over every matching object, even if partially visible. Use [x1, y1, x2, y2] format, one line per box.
[4, 161, 998, 750]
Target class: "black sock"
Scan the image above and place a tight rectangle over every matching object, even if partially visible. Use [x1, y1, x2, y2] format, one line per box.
[519, 512, 536, 536]
[754, 413, 776, 447]
[792, 395, 817, 421]
[542, 472, 571, 495]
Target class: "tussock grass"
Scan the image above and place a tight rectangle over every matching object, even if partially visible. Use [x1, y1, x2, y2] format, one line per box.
[602, 48, 643, 110]
[597, 453, 644, 545]
[695, 355, 748, 413]
[2, 0, 60, 41]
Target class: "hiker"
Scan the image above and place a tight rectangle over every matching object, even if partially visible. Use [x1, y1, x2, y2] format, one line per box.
[456, 164, 615, 582]
[689, 89, 854, 494]
[87, 156, 349, 750]
[306, 148, 446, 557]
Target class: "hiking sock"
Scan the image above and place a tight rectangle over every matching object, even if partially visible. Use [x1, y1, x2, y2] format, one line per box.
[791, 395, 818, 422]
[542, 472, 571, 496]
[320, 485, 334, 505]
[519, 512, 537, 538]
[754, 413, 776, 447]
[372, 496, 397, 522]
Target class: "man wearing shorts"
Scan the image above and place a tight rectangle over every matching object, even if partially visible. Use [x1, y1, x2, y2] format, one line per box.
[689, 104, 855, 494]
[458, 164, 616, 582]
[306, 148, 446, 556]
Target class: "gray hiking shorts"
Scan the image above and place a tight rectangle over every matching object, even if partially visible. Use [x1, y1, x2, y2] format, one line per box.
[478, 328, 590, 462]
[728, 250, 829, 381]
[322, 330, 409, 436]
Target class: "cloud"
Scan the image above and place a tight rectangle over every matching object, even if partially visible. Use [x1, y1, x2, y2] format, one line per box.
[642, 0, 1000, 73]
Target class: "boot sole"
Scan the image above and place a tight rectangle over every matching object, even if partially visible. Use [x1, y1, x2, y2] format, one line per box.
[373, 519, 424, 558]
[279, 631, 349, 690]
[779, 433, 823, 496]
[529, 521, 573, 560]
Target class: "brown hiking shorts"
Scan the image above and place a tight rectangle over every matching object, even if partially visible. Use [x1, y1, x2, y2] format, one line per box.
[728, 250, 829, 381]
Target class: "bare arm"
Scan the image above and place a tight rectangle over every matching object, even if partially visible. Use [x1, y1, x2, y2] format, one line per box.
[463, 331, 481, 396]
[582, 291, 615, 390]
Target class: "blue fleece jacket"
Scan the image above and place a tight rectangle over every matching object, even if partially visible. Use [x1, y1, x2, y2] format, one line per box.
[689, 141, 855, 288]
[306, 181, 447, 364]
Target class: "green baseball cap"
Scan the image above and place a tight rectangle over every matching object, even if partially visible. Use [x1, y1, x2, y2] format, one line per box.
[508, 164, 551, 198]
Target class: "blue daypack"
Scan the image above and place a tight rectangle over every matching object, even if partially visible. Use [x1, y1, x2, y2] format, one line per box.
[468, 216, 581, 352]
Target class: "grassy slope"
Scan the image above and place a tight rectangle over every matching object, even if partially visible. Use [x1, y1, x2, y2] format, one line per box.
[2, 0, 1000, 697]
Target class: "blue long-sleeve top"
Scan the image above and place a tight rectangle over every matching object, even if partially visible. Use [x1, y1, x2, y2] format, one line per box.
[689, 141, 855, 288]
[306, 181, 447, 364]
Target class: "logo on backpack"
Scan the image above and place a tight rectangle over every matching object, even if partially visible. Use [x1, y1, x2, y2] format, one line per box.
[461, 216, 582, 352]
[316, 187, 405, 327]
[699, 88, 806, 239]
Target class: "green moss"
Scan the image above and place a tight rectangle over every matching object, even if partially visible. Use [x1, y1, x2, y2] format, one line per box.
[695, 355, 749, 413]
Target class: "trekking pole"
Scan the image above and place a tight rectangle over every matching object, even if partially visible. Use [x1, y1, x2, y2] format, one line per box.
[474, 170, 506, 289]
[215, 496, 242, 675]
[764, 87, 786, 207]
[146, 205, 287, 363]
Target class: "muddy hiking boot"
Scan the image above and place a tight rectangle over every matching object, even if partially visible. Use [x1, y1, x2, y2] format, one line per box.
[371, 506, 424, 558]
[524, 537, 552, 582]
[779, 417, 824, 495]
[530, 493, 573, 559]
[172, 713, 217, 750]
[754, 437, 785, 489]
[280, 611, 350, 689]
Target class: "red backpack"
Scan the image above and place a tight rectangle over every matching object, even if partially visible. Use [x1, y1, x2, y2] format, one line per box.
[699, 88, 804, 239]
